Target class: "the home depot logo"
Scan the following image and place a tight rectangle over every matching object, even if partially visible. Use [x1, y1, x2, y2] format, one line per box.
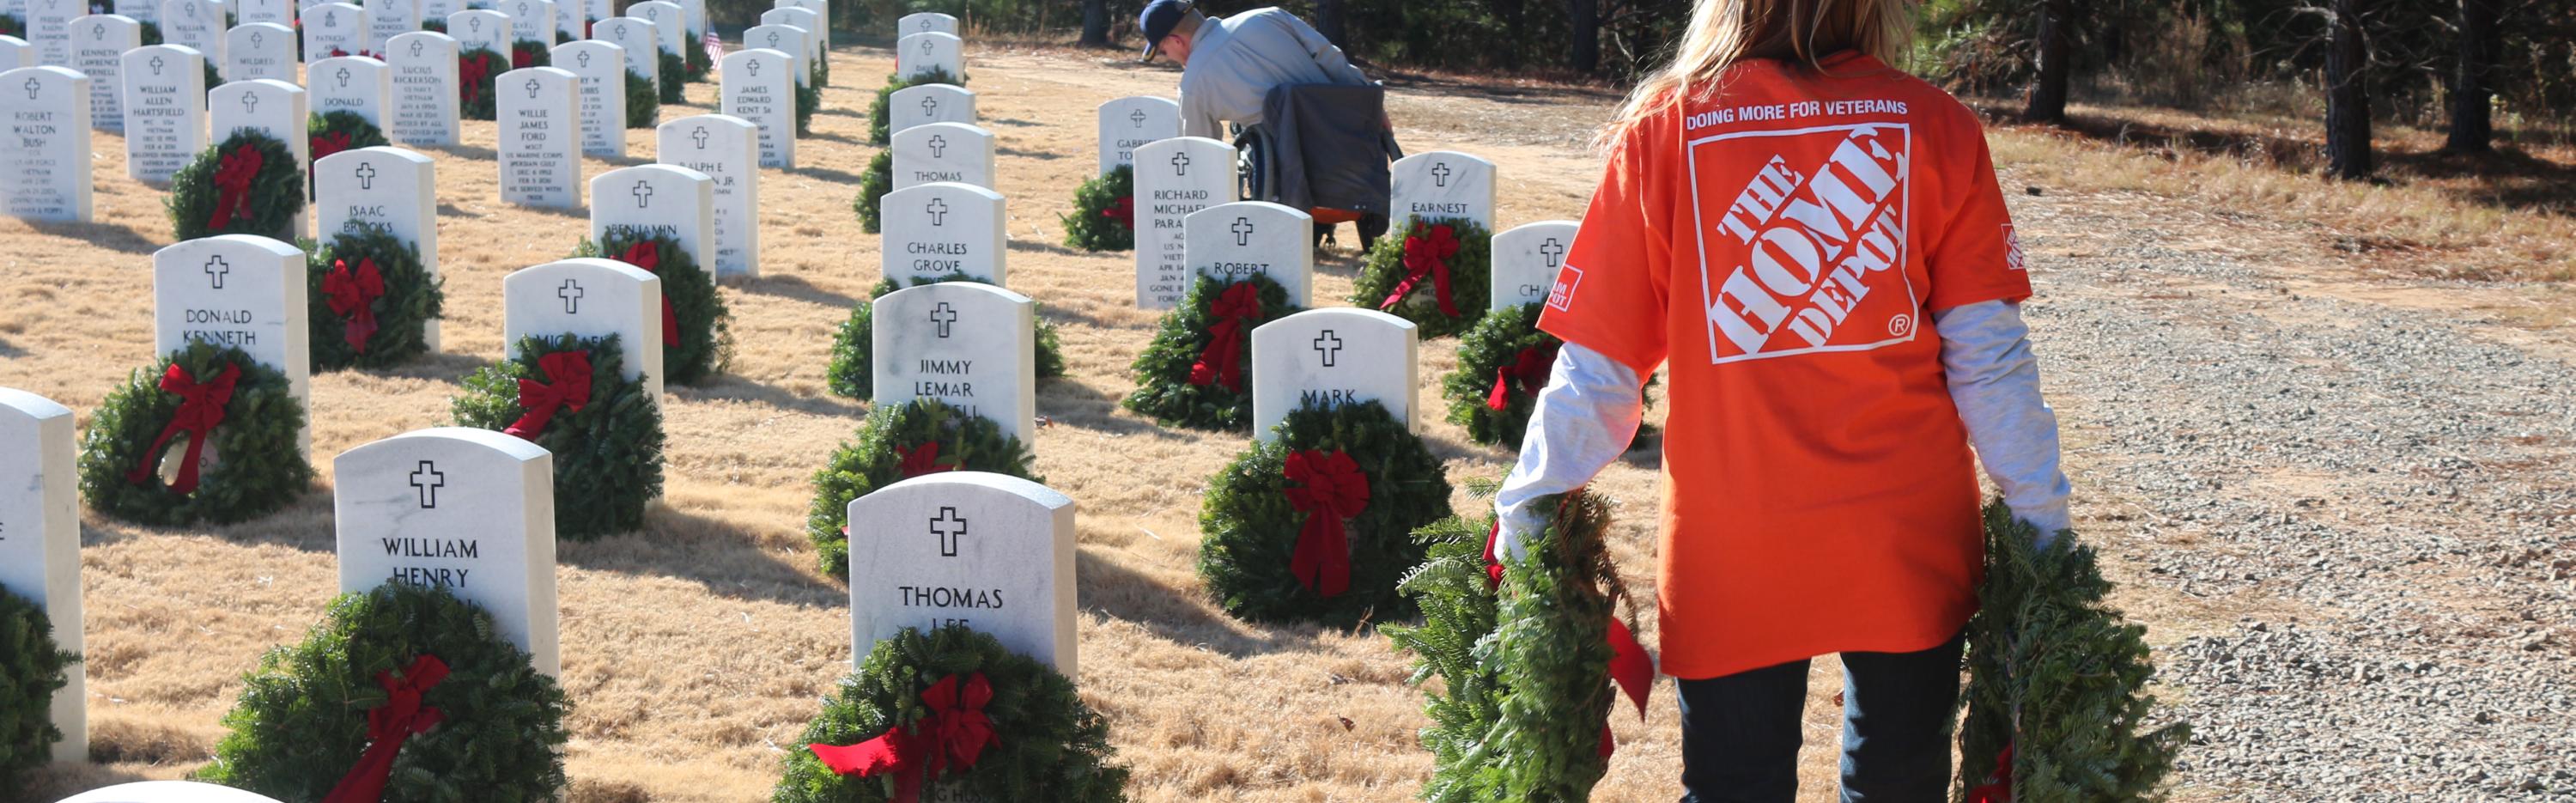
[2002, 224, 2026, 271]
[1690, 123, 1917, 364]
[1546, 265, 1583, 312]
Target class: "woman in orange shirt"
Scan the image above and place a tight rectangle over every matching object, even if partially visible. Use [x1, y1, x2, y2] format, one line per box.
[1492, 1, 2074, 800]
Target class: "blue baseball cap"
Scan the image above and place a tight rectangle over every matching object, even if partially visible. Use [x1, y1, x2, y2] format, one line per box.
[1139, 0, 1195, 62]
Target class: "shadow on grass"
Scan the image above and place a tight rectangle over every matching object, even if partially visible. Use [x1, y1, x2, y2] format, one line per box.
[1036, 376, 1200, 442]
[669, 373, 866, 419]
[732, 271, 863, 309]
[561, 504, 846, 609]
[21, 219, 165, 256]
[1075, 547, 1324, 660]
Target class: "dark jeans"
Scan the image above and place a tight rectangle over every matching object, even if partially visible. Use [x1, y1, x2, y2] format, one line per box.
[1677, 632, 1965, 803]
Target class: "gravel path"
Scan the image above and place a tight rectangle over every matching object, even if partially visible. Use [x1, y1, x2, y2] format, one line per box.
[2010, 187, 2576, 800]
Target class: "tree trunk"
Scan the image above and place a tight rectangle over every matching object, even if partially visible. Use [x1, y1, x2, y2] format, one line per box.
[1079, 0, 1109, 47]
[2024, 0, 2075, 123]
[2445, 0, 2499, 153]
[2324, 0, 2373, 179]
[1315, 0, 1348, 51]
[1569, 0, 1599, 73]
[1489, 0, 1528, 70]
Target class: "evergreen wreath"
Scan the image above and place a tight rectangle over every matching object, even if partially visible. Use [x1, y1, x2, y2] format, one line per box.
[852, 149, 892, 234]
[166, 127, 305, 242]
[0, 587, 77, 792]
[1957, 502, 2190, 803]
[623, 66, 659, 129]
[1349, 217, 1494, 340]
[1197, 399, 1452, 626]
[865, 68, 962, 147]
[1059, 164, 1133, 252]
[1121, 273, 1300, 433]
[773, 624, 1127, 803]
[657, 49, 685, 103]
[307, 109, 390, 167]
[136, 18, 161, 44]
[795, 72, 819, 136]
[459, 46, 507, 121]
[824, 276, 1066, 400]
[510, 39, 550, 69]
[76, 340, 313, 527]
[192, 581, 572, 802]
[449, 333, 665, 540]
[571, 230, 734, 386]
[307, 222, 444, 371]
[0, 14, 21, 38]
[811, 46, 829, 88]
[683, 26, 710, 80]
[418, 17, 446, 33]
[1438, 303, 1659, 450]
[804, 399, 1042, 577]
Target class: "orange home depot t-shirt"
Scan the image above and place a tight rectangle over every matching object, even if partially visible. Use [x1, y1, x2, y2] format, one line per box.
[1540, 52, 2034, 680]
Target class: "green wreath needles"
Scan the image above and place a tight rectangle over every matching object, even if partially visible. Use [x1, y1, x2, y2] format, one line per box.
[1443, 302, 1553, 447]
[853, 150, 892, 234]
[1060, 165, 1134, 252]
[450, 333, 665, 540]
[0, 587, 76, 792]
[825, 276, 1065, 399]
[307, 222, 445, 371]
[683, 25, 710, 80]
[167, 127, 305, 242]
[624, 66, 659, 129]
[1198, 399, 1452, 626]
[76, 340, 313, 527]
[307, 109, 390, 165]
[1351, 217, 1493, 340]
[572, 230, 733, 386]
[1122, 274, 1300, 433]
[804, 399, 1042, 577]
[658, 49, 686, 103]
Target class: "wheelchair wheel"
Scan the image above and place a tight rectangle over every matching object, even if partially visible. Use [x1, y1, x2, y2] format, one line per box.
[1235, 132, 1268, 203]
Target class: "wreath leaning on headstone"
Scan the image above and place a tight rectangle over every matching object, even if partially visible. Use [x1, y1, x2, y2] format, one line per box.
[193, 581, 572, 802]
[0, 14, 23, 39]
[623, 66, 659, 129]
[824, 275, 1066, 400]
[420, 17, 447, 33]
[865, 68, 962, 147]
[569, 230, 733, 386]
[774, 624, 1127, 803]
[804, 399, 1042, 578]
[1198, 399, 1453, 626]
[307, 109, 391, 167]
[0, 587, 77, 793]
[795, 71, 820, 136]
[511, 39, 551, 69]
[459, 46, 507, 121]
[167, 127, 305, 242]
[76, 340, 313, 527]
[683, 27, 710, 80]
[1350, 217, 1494, 340]
[450, 333, 665, 540]
[1121, 273, 1301, 433]
[658, 49, 685, 103]
[1440, 302, 1661, 451]
[307, 222, 444, 371]
[1060, 164, 1134, 252]
[853, 149, 892, 234]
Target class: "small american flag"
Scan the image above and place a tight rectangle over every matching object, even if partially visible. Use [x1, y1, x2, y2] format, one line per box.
[702, 29, 723, 62]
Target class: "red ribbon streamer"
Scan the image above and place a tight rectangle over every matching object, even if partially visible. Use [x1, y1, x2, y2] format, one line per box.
[311, 130, 355, 162]
[323, 258, 386, 353]
[459, 52, 492, 106]
[1283, 449, 1369, 598]
[614, 241, 683, 348]
[124, 362, 241, 494]
[896, 441, 958, 478]
[320, 654, 449, 803]
[1485, 342, 1559, 411]
[1965, 743, 2014, 803]
[807, 672, 1000, 803]
[1186, 282, 1260, 392]
[512, 42, 540, 69]
[205, 144, 263, 230]
[1103, 196, 1134, 230]
[1378, 224, 1461, 318]
[503, 350, 593, 440]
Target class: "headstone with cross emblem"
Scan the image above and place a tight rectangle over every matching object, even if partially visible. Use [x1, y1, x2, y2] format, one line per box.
[592, 16, 656, 98]
[718, 48, 790, 168]
[880, 182, 1005, 287]
[157, 0, 226, 79]
[896, 11, 955, 37]
[0, 388, 87, 763]
[1490, 220, 1577, 312]
[496, 65, 580, 208]
[1391, 149, 1497, 231]
[739, 22, 806, 88]
[772, 0, 827, 52]
[26, 0, 77, 67]
[1, 66, 90, 222]
[579, 0, 611, 30]
[386, 31, 460, 145]
[0, 37, 31, 70]
[118, 44, 205, 185]
[1130, 136, 1234, 308]
[894, 30, 958, 81]
[890, 120, 993, 192]
[550, 0, 586, 45]
[445, 9, 510, 53]
[756, 7, 818, 79]
[846, 472, 1076, 675]
[417, 0, 465, 31]
[309, 54, 391, 130]
[656, 113, 759, 277]
[503, 258, 665, 405]
[223, 21, 296, 82]
[152, 234, 313, 454]
[1095, 94, 1178, 176]
[315, 145, 441, 350]
[1185, 201, 1313, 307]
[550, 39, 624, 158]
[501, 0, 554, 49]
[110, 0, 160, 27]
[589, 163, 715, 283]
[301, 3, 368, 64]
[888, 82, 972, 137]
[1249, 308, 1419, 441]
[362, 0, 416, 56]
[234, 0, 291, 27]
[678, 0, 707, 52]
[872, 282, 1036, 440]
[632, 0, 682, 61]
[333, 427, 562, 676]
[207, 77, 308, 234]
[68, 14, 138, 132]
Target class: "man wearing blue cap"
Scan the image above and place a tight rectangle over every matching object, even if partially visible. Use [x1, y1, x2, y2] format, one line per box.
[1139, 0, 1373, 140]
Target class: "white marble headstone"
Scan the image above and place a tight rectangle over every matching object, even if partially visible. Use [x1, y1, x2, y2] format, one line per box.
[362, 0, 415, 57]
[846, 472, 1077, 676]
[887, 82, 970, 137]
[120, 44, 206, 185]
[771, 0, 824, 52]
[501, 0, 553, 48]
[1187, 201, 1313, 307]
[592, 15, 653, 94]
[223, 21, 296, 82]
[501, 258, 662, 404]
[739, 22, 804, 88]
[550, 0, 586, 43]
[314, 145, 439, 349]
[153, 234, 312, 452]
[0, 387, 85, 763]
[70, 15, 138, 132]
[756, 6, 815, 74]
[334, 427, 561, 676]
[896, 10, 953, 37]
[54, 782, 289, 803]
[110, 0, 160, 27]
[445, 9, 509, 53]
[1096, 94, 1177, 176]
[894, 30, 957, 81]
[0, 36, 30, 70]
[308, 54, 390, 128]
[718, 47, 788, 168]
[234, 0, 292, 26]
[1391, 149, 1496, 230]
[2, 66, 93, 222]
[1131, 136, 1233, 308]
[631, 0, 679, 60]
[158, 0, 225, 78]
[496, 65, 578, 208]
[25, 0, 76, 67]
[656, 113, 757, 277]
[550, 39, 622, 157]
[1492, 220, 1576, 311]
[577, 0, 610, 29]
[880, 182, 1004, 286]
[890, 121, 993, 192]
[206, 80, 307, 237]
[301, 2, 368, 62]
[872, 282, 1036, 440]
[416, 0, 463, 29]
[1249, 307, 1419, 440]
[677, 0, 704, 50]
[386, 31, 459, 145]
[589, 162, 713, 280]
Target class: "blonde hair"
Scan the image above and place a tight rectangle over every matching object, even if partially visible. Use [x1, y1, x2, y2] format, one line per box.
[1597, 0, 1916, 150]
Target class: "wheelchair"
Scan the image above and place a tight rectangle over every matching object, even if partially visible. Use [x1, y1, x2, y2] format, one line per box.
[1230, 86, 1403, 252]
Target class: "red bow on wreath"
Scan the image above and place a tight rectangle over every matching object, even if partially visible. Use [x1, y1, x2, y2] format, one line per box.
[1486, 341, 1559, 411]
[1283, 449, 1369, 598]
[124, 362, 242, 494]
[205, 143, 264, 229]
[1480, 514, 1654, 758]
[503, 350, 592, 440]
[1379, 224, 1461, 318]
[808, 672, 1001, 803]
[459, 53, 492, 106]
[320, 654, 450, 803]
[311, 130, 355, 161]
[1103, 196, 1134, 230]
[896, 441, 958, 478]
[323, 258, 386, 352]
[614, 241, 683, 348]
[327, 46, 349, 58]
[1186, 283, 1261, 392]
[512, 43, 540, 69]
[1965, 743, 2014, 803]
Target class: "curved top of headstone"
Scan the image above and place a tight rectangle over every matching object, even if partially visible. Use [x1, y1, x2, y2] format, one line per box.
[317, 143, 433, 172]
[55, 782, 289, 803]
[1098, 94, 1176, 115]
[339, 424, 550, 465]
[1133, 135, 1232, 164]
[657, 112, 754, 137]
[896, 11, 957, 36]
[589, 161, 712, 198]
[153, 232, 303, 265]
[4, 64, 85, 88]
[0, 387, 74, 421]
[868, 470, 1070, 512]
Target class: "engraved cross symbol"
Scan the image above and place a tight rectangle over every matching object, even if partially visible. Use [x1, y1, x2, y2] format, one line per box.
[524, 76, 540, 97]
[469, 15, 480, 30]
[323, 9, 335, 26]
[690, 126, 708, 149]
[924, 197, 947, 226]
[22, 78, 38, 100]
[930, 506, 966, 557]
[918, 37, 930, 56]
[241, 91, 258, 113]
[764, 30, 779, 48]
[335, 66, 350, 88]
[920, 95, 937, 117]
[929, 301, 957, 338]
[251, 30, 264, 48]
[742, 56, 757, 75]
[631, 179, 653, 208]
[89, 22, 101, 38]
[149, 55, 166, 75]
[1231, 216, 1255, 246]
[410, 40, 423, 56]
[557, 278, 584, 313]
[409, 460, 445, 508]
[1539, 237, 1565, 268]
[1130, 107, 1145, 128]
[1431, 161, 1452, 187]
[1312, 330, 1343, 367]
[354, 161, 376, 189]
[1170, 150, 1190, 175]
[203, 255, 231, 289]
[927, 134, 947, 158]
[577, 50, 591, 68]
